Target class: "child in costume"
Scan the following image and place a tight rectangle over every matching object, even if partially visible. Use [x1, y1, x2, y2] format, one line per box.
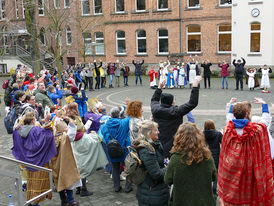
[167, 68, 175, 88]
[259, 65, 272, 93]
[148, 66, 158, 89]
[187, 56, 199, 88]
[173, 65, 179, 88]
[178, 63, 187, 88]
[246, 68, 256, 91]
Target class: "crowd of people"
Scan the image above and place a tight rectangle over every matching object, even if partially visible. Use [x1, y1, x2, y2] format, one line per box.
[1, 60, 274, 206]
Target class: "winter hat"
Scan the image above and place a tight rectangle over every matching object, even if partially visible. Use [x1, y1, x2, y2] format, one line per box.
[161, 93, 174, 106]
[71, 86, 79, 94]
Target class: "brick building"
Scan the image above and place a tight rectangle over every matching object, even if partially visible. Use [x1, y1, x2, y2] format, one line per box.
[0, 0, 232, 72]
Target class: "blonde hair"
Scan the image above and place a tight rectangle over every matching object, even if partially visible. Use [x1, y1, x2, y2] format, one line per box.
[55, 121, 67, 133]
[138, 120, 158, 141]
[67, 102, 80, 117]
[171, 122, 211, 165]
[23, 111, 36, 125]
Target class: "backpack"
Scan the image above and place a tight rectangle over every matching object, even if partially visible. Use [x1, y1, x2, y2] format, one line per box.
[2, 80, 9, 89]
[124, 147, 147, 185]
[106, 126, 126, 159]
[4, 107, 18, 134]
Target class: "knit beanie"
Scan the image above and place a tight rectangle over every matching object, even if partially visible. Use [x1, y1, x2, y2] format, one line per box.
[71, 86, 79, 94]
[161, 93, 174, 106]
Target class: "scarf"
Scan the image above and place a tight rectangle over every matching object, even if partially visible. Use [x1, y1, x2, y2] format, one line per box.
[218, 121, 274, 205]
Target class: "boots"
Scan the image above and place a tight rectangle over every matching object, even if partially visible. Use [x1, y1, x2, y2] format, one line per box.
[79, 178, 93, 197]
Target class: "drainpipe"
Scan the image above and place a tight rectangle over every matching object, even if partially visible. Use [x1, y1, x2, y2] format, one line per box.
[179, 0, 183, 54]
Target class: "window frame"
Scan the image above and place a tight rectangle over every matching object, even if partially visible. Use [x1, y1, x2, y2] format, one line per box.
[64, 0, 70, 8]
[157, 0, 168, 11]
[249, 22, 261, 53]
[40, 28, 46, 46]
[136, 30, 147, 54]
[186, 25, 201, 53]
[15, 0, 19, 19]
[22, 0, 25, 19]
[66, 27, 72, 45]
[157, 29, 169, 54]
[116, 30, 126, 55]
[83, 33, 92, 55]
[115, 0, 125, 13]
[219, 0, 232, 7]
[81, 0, 90, 16]
[187, 0, 200, 9]
[54, 0, 60, 9]
[95, 32, 104, 54]
[136, 0, 146, 12]
[93, 0, 102, 15]
[217, 24, 232, 54]
[38, 0, 44, 16]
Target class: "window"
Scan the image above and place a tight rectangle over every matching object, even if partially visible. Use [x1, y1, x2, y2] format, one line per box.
[187, 25, 201, 52]
[115, 0, 124, 13]
[66, 27, 72, 45]
[188, 0, 200, 8]
[94, 0, 102, 14]
[22, 0, 25, 18]
[3, 35, 8, 54]
[158, 29, 168, 54]
[158, 0, 168, 10]
[136, 30, 146, 54]
[82, 0, 90, 15]
[64, 0, 70, 8]
[116, 31, 126, 54]
[218, 24, 231, 53]
[95, 32, 104, 54]
[40, 28, 46, 45]
[250, 22, 261, 53]
[15, 0, 19, 19]
[54, 0, 60, 9]
[38, 0, 44, 16]
[0, 64, 7, 73]
[1, 0, 6, 20]
[136, 0, 145, 11]
[220, 0, 232, 6]
[83, 33, 92, 55]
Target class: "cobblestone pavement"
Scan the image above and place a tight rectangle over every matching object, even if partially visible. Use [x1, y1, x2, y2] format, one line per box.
[0, 76, 273, 205]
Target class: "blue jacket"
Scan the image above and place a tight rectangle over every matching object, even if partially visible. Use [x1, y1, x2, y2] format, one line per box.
[100, 117, 131, 162]
[75, 70, 82, 83]
[48, 88, 63, 105]
[72, 90, 88, 117]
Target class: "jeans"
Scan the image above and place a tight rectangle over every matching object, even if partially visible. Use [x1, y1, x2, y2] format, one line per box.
[123, 76, 128, 86]
[115, 76, 120, 87]
[95, 76, 100, 89]
[204, 76, 211, 88]
[235, 75, 243, 90]
[222, 76, 228, 88]
[59, 189, 74, 203]
[101, 77, 105, 88]
[109, 74, 114, 86]
[112, 162, 132, 192]
[135, 75, 142, 85]
[86, 76, 93, 90]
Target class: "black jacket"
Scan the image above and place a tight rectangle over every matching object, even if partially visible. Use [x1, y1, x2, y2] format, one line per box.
[203, 129, 222, 169]
[132, 60, 144, 76]
[135, 140, 169, 206]
[151, 87, 199, 157]
[201, 63, 212, 77]
[233, 59, 246, 76]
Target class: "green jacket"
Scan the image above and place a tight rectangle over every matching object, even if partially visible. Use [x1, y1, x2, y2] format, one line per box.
[34, 89, 53, 113]
[134, 139, 169, 206]
[164, 152, 216, 206]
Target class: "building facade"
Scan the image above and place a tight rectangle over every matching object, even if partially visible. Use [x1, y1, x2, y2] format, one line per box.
[0, 0, 233, 72]
[232, 0, 274, 66]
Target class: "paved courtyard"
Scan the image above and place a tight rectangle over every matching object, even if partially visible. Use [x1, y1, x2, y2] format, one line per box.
[0, 76, 273, 205]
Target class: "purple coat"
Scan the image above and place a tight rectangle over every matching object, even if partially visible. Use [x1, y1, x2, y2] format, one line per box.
[12, 126, 57, 171]
[84, 112, 102, 133]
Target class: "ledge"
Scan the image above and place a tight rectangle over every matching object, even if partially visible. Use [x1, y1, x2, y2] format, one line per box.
[135, 54, 148, 57]
[114, 54, 127, 57]
[248, 1, 263, 5]
[81, 14, 104, 17]
[131, 10, 149, 14]
[155, 53, 169, 56]
[216, 52, 231, 55]
[110, 11, 128, 16]
[215, 5, 232, 9]
[184, 7, 203, 11]
[185, 52, 203, 56]
[152, 9, 172, 13]
[94, 54, 106, 56]
[247, 53, 262, 56]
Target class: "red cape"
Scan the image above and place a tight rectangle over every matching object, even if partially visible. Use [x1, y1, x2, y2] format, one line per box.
[218, 121, 274, 206]
[148, 70, 158, 82]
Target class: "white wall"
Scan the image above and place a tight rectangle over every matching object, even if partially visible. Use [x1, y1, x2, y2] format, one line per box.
[0, 57, 28, 73]
[232, 0, 274, 66]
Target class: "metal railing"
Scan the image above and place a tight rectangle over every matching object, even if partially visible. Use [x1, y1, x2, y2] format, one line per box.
[0, 155, 53, 206]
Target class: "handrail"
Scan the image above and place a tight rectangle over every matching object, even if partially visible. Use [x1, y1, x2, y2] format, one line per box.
[0, 155, 53, 206]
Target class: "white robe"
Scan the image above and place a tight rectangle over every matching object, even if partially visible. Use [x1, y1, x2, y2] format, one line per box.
[188, 62, 198, 84]
[246, 71, 256, 88]
[178, 67, 186, 86]
[261, 69, 271, 89]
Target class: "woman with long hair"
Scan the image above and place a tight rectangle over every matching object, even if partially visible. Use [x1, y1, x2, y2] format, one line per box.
[164, 122, 216, 206]
[132, 120, 169, 206]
